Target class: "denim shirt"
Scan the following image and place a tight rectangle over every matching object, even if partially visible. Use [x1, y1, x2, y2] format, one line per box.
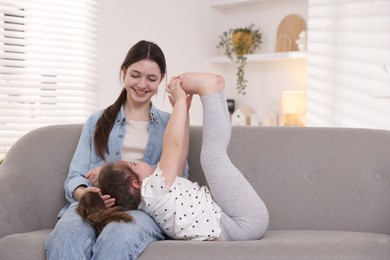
[64, 102, 188, 205]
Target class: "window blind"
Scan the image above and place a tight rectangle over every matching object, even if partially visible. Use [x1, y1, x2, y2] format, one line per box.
[0, 0, 99, 158]
[307, 0, 390, 127]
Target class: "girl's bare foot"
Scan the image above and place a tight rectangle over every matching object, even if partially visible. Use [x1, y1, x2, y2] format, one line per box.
[178, 72, 225, 96]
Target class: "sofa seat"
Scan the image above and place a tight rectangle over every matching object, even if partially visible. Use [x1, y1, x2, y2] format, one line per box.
[1, 229, 389, 260]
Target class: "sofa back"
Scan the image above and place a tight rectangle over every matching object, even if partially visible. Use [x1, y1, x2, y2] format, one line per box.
[0, 124, 82, 238]
[1, 124, 390, 239]
[188, 126, 390, 235]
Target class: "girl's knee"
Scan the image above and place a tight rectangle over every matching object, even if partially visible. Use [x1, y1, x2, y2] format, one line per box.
[221, 208, 269, 241]
[251, 208, 269, 239]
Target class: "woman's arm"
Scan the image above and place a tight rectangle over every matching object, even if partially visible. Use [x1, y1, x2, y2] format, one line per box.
[159, 78, 188, 186]
[64, 116, 95, 202]
[64, 111, 115, 207]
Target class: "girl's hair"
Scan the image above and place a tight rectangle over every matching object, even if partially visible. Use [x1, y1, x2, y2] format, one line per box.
[93, 40, 167, 160]
[77, 192, 132, 236]
[77, 161, 142, 235]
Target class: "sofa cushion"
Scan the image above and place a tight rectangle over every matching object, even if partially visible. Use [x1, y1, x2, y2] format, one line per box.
[0, 229, 50, 260]
[2, 229, 389, 260]
[140, 230, 390, 260]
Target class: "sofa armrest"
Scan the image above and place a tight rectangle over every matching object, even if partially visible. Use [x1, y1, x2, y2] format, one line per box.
[0, 124, 82, 239]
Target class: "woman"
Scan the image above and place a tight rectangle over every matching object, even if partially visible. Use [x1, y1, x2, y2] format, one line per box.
[45, 40, 187, 259]
[78, 73, 269, 241]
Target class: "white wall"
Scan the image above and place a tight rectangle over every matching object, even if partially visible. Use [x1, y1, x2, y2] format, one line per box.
[98, 0, 217, 125]
[98, 0, 308, 125]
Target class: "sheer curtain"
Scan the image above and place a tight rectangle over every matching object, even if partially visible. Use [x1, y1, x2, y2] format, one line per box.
[0, 0, 99, 158]
[307, 0, 390, 128]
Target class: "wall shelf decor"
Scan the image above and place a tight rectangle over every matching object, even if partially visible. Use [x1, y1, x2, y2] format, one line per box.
[209, 51, 306, 64]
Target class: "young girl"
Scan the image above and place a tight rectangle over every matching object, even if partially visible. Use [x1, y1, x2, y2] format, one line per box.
[45, 40, 188, 259]
[78, 73, 269, 241]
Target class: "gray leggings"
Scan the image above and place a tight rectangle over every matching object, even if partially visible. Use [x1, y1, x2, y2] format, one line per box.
[200, 93, 269, 241]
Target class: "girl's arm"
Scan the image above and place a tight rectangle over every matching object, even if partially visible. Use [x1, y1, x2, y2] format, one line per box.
[179, 101, 190, 177]
[169, 94, 193, 177]
[159, 78, 188, 186]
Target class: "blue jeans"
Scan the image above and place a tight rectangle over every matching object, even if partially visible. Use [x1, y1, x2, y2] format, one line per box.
[45, 202, 165, 260]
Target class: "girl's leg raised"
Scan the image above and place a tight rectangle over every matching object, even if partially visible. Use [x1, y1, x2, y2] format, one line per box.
[191, 73, 268, 241]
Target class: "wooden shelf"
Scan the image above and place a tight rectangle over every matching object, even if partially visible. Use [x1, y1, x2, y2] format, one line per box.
[210, 0, 273, 9]
[209, 51, 307, 64]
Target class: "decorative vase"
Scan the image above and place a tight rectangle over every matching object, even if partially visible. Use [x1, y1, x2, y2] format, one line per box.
[295, 30, 307, 51]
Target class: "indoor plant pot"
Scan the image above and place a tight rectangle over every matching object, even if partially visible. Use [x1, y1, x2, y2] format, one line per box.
[217, 24, 262, 95]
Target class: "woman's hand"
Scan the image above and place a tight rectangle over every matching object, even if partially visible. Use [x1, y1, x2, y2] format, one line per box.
[101, 193, 116, 208]
[75, 186, 116, 208]
[74, 186, 100, 202]
[85, 166, 103, 187]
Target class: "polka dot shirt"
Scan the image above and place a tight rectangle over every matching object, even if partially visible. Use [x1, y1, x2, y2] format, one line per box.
[138, 165, 222, 240]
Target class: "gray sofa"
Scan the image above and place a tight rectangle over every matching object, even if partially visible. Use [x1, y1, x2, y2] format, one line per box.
[1, 124, 390, 260]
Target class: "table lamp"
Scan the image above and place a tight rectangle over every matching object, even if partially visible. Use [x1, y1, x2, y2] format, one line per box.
[281, 90, 306, 126]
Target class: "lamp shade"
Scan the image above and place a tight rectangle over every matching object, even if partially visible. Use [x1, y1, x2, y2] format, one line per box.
[281, 90, 305, 114]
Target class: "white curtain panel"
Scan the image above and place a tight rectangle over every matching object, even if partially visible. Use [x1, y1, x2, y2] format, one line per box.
[307, 0, 390, 127]
[0, 0, 99, 158]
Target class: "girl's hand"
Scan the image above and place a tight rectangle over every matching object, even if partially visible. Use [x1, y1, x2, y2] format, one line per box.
[168, 94, 193, 111]
[167, 76, 186, 101]
[168, 76, 192, 111]
[85, 166, 103, 186]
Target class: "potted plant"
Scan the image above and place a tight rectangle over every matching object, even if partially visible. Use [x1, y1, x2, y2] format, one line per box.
[217, 24, 262, 95]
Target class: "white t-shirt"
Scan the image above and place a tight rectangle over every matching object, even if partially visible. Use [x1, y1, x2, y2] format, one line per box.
[122, 120, 149, 162]
[138, 165, 222, 240]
